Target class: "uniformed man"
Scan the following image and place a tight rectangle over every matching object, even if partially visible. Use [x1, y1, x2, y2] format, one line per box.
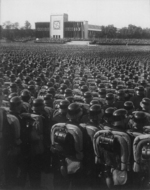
[124, 101, 135, 116]
[103, 107, 117, 129]
[43, 93, 54, 109]
[112, 108, 129, 131]
[32, 98, 53, 173]
[1, 95, 21, 188]
[140, 98, 150, 113]
[128, 111, 150, 133]
[103, 93, 116, 111]
[130, 86, 146, 110]
[83, 91, 93, 104]
[88, 104, 104, 129]
[53, 100, 70, 123]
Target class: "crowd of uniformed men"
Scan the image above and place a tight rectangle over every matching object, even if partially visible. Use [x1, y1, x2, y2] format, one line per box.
[0, 45, 150, 190]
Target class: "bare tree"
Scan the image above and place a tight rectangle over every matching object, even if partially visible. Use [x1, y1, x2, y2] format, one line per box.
[3, 21, 13, 29]
[12, 22, 19, 29]
[24, 21, 31, 29]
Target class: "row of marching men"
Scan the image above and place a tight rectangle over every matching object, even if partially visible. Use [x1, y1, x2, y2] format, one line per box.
[51, 101, 150, 190]
[1, 94, 150, 189]
[46, 66, 150, 189]
[0, 65, 150, 189]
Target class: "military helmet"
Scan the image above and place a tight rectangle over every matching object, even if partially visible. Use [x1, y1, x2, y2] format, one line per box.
[89, 104, 102, 116]
[92, 92, 99, 97]
[79, 81, 85, 87]
[59, 100, 70, 109]
[10, 96, 22, 110]
[133, 75, 139, 81]
[53, 83, 60, 90]
[49, 78, 55, 84]
[104, 107, 117, 118]
[47, 87, 55, 95]
[140, 79, 147, 87]
[28, 80, 35, 85]
[98, 83, 105, 89]
[43, 93, 53, 101]
[116, 85, 124, 91]
[10, 74, 15, 79]
[140, 98, 150, 110]
[3, 88, 9, 95]
[124, 101, 134, 111]
[8, 93, 18, 101]
[113, 109, 128, 127]
[132, 111, 146, 127]
[35, 77, 41, 83]
[10, 83, 17, 89]
[60, 84, 67, 90]
[112, 80, 118, 85]
[64, 88, 72, 97]
[98, 88, 106, 94]
[67, 103, 82, 120]
[83, 91, 92, 99]
[106, 93, 115, 101]
[63, 79, 70, 86]
[116, 89, 125, 98]
[24, 76, 31, 83]
[135, 86, 145, 96]
[47, 82, 53, 88]
[21, 90, 31, 102]
[80, 85, 88, 93]
[95, 79, 101, 84]
[65, 96, 74, 104]
[32, 98, 44, 109]
[15, 78, 22, 85]
[28, 85, 35, 91]
[90, 100, 100, 106]
[43, 93, 53, 107]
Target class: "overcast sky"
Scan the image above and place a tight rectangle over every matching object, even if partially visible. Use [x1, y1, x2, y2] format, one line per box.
[0, 0, 150, 29]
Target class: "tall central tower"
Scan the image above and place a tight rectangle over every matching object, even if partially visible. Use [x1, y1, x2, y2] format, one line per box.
[50, 14, 68, 39]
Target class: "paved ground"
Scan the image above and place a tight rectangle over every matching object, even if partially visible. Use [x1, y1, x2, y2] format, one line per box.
[65, 41, 90, 45]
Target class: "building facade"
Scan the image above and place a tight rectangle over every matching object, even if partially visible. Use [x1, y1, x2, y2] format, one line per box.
[35, 14, 102, 39]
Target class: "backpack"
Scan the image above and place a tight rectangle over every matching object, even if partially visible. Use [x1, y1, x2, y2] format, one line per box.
[133, 134, 150, 173]
[51, 123, 83, 176]
[93, 129, 131, 186]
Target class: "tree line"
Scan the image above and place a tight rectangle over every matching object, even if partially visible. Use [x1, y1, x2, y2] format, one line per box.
[1, 21, 35, 40]
[1, 21, 150, 40]
[100, 25, 150, 39]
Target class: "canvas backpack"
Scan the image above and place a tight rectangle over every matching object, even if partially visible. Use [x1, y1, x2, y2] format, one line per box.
[51, 123, 83, 176]
[93, 129, 131, 186]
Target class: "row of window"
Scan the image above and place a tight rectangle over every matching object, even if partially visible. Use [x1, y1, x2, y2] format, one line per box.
[65, 27, 82, 31]
[53, 35, 60, 39]
[64, 22, 83, 27]
[36, 28, 49, 31]
[36, 27, 82, 32]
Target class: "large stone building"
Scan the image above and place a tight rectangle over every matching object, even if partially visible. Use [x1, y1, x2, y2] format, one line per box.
[35, 13, 102, 39]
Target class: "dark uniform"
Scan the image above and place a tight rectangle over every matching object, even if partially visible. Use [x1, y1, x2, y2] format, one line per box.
[32, 98, 53, 174]
[0, 107, 21, 188]
[82, 104, 104, 189]
[52, 103, 90, 190]
[130, 86, 145, 110]
[53, 100, 70, 123]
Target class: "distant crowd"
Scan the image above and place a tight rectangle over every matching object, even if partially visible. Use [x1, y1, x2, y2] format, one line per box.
[0, 44, 150, 190]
